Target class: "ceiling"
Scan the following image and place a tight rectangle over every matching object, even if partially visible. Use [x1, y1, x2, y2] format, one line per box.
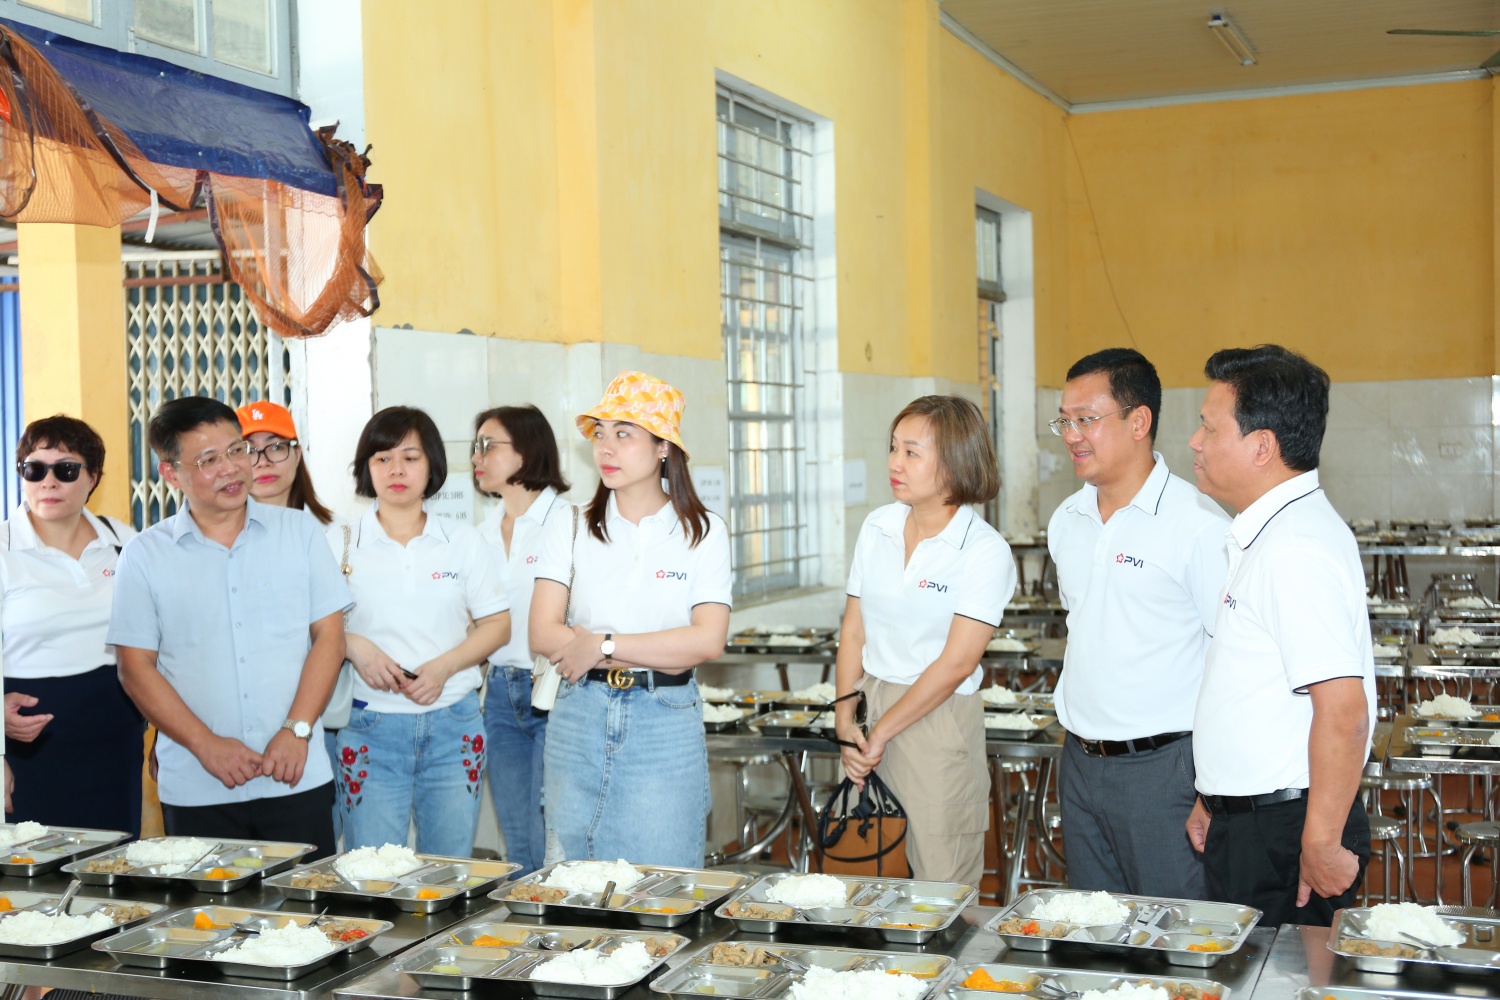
[939, 0, 1500, 107]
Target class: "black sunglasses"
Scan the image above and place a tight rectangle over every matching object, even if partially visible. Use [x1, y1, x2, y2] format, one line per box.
[17, 460, 86, 483]
[818, 691, 868, 750]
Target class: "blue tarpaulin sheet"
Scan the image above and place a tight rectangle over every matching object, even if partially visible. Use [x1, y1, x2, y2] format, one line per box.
[1, 18, 336, 197]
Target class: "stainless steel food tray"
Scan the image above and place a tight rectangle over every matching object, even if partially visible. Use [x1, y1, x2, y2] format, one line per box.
[1405, 727, 1500, 757]
[983, 889, 1261, 967]
[266, 851, 520, 914]
[1296, 988, 1450, 1000]
[0, 825, 128, 877]
[983, 693, 1055, 713]
[63, 837, 314, 892]
[725, 690, 788, 711]
[395, 922, 686, 998]
[948, 962, 1230, 1000]
[1411, 705, 1500, 727]
[651, 940, 955, 999]
[984, 714, 1057, 741]
[494, 862, 748, 928]
[94, 904, 392, 981]
[748, 709, 831, 737]
[702, 707, 754, 732]
[717, 871, 977, 945]
[0, 890, 164, 959]
[1329, 905, 1500, 973]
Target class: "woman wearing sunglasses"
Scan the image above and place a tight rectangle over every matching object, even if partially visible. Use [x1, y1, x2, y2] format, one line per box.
[834, 396, 1016, 884]
[0, 416, 146, 830]
[531, 372, 731, 867]
[472, 405, 570, 876]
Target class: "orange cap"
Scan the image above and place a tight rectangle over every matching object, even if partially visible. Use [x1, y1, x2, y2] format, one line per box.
[236, 402, 298, 440]
[577, 371, 688, 457]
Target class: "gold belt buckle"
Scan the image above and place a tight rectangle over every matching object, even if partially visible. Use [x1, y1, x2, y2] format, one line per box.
[606, 667, 635, 690]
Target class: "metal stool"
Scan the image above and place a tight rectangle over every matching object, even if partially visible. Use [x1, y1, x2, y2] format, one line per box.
[1456, 820, 1500, 907]
[708, 751, 789, 864]
[1362, 770, 1445, 903]
[1362, 814, 1406, 906]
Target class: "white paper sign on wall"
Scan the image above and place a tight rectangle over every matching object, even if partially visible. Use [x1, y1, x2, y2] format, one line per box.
[693, 465, 727, 520]
[428, 473, 474, 525]
[844, 459, 867, 506]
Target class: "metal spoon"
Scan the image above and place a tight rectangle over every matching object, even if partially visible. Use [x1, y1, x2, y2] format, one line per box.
[595, 881, 616, 908]
[232, 906, 328, 935]
[38, 879, 82, 916]
[1398, 930, 1441, 951]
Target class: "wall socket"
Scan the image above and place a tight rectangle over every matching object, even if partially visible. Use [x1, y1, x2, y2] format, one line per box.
[1438, 441, 1464, 458]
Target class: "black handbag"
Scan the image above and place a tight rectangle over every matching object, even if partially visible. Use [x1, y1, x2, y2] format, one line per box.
[816, 771, 911, 877]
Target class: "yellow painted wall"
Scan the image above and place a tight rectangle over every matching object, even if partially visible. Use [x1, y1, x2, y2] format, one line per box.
[1061, 81, 1494, 388]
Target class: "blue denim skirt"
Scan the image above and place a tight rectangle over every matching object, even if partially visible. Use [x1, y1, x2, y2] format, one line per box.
[542, 674, 709, 867]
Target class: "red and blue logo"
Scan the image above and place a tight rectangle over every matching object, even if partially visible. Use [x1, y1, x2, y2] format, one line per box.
[1115, 552, 1144, 568]
[918, 579, 949, 593]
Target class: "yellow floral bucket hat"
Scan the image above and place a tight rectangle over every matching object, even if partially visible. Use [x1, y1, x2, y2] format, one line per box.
[577, 371, 688, 457]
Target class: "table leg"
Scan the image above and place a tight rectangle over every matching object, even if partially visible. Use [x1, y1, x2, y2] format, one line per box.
[988, 758, 1010, 904]
[786, 750, 824, 872]
[1033, 758, 1068, 877]
[1008, 767, 1035, 904]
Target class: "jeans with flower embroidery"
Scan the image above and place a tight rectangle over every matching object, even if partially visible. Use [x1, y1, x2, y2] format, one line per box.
[483, 665, 548, 875]
[542, 674, 709, 867]
[335, 691, 485, 855]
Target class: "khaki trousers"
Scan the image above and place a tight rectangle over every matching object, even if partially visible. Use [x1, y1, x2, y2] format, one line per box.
[860, 675, 989, 885]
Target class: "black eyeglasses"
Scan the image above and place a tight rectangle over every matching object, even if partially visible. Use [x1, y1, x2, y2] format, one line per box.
[248, 439, 299, 465]
[17, 460, 86, 483]
[818, 691, 868, 750]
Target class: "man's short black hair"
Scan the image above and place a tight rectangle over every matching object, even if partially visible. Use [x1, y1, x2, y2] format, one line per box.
[1203, 344, 1330, 472]
[353, 406, 448, 500]
[1065, 347, 1162, 442]
[147, 396, 240, 463]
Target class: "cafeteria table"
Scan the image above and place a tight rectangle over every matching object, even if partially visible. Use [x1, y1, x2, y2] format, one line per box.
[0, 867, 491, 1000]
[1249, 919, 1500, 1000]
[334, 901, 1276, 1000]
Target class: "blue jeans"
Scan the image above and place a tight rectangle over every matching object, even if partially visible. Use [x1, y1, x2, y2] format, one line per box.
[484, 665, 549, 875]
[335, 691, 485, 856]
[324, 729, 344, 849]
[542, 674, 709, 867]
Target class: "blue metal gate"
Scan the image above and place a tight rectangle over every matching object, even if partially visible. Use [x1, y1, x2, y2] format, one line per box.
[0, 290, 20, 514]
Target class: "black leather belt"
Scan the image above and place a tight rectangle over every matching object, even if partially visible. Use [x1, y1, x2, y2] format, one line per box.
[584, 667, 692, 690]
[1074, 731, 1189, 757]
[1202, 787, 1308, 815]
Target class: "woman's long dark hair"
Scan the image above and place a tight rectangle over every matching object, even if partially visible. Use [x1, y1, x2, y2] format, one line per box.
[286, 458, 334, 526]
[585, 439, 709, 547]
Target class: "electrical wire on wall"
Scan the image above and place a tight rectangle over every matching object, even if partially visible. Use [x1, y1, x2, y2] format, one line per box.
[1065, 120, 1138, 349]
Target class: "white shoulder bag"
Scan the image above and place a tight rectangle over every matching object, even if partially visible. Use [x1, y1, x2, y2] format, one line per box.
[531, 504, 580, 711]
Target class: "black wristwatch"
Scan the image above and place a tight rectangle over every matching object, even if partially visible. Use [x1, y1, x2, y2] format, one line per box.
[600, 633, 615, 661]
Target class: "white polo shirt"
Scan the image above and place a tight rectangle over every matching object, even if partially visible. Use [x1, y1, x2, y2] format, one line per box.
[478, 488, 568, 671]
[1049, 456, 1230, 740]
[331, 505, 509, 714]
[535, 494, 731, 637]
[847, 503, 1016, 696]
[1193, 471, 1376, 795]
[0, 504, 136, 680]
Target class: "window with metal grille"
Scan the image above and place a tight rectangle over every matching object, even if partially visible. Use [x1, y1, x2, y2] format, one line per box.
[718, 85, 814, 603]
[125, 255, 291, 529]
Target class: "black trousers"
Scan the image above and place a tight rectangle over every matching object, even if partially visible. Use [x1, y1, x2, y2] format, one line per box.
[161, 781, 337, 861]
[1203, 795, 1369, 927]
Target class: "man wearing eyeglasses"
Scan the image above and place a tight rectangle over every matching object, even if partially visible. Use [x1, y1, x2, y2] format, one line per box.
[107, 396, 350, 858]
[1046, 348, 1228, 899]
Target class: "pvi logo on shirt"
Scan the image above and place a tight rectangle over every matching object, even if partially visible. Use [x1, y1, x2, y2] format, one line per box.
[918, 579, 949, 593]
[101, 568, 115, 577]
[1115, 552, 1144, 568]
[656, 570, 687, 581]
[525, 555, 539, 564]
[431, 571, 459, 581]
[1223, 593, 1238, 610]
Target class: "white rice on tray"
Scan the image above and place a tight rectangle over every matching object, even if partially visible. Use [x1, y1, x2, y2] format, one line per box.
[531, 941, 652, 985]
[702, 702, 747, 723]
[1450, 596, 1491, 610]
[1488, 732, 1500, 747]
[1080, 986, 1169, 1000]
[540, 859, 645, 894]
[0, 909, 113, 945]
[791, 682, 837, 702]
[1031, 891, 1130, 926]
[1363, 902, 1466, 947]
[985, 713, 1038, 731]
[787, 966, 926, 1000]
[214, 923, 336, 965]
[334, 843, 422, 881]
[697, 684, 735, 702]
[988, 637, 1031, 652]
[981, 686, 1019, 706]
[766, 873, 849, 909]
[1432, 626, 1485, 646]
[0, 822, 48, 848]
[124, 837, 215, 867]
[1415, 694, 1478, 720]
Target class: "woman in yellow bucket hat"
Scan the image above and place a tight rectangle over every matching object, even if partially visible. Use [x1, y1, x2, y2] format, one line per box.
[530, 371, 732, 866]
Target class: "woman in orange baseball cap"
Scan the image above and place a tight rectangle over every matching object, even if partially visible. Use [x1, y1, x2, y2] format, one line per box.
[235, 402, 334, 526]
[530, 372, 732, 866]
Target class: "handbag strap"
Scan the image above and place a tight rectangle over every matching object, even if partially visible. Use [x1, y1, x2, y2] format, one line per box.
[339, 524, 353, 626]
[562, 505, 579, 627]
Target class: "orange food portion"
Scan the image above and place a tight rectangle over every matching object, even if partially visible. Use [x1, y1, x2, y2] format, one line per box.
[961, 969, 1032, 992]
[471, 935, 511, 947]
[204, 868, 237, 880]
[1021, 919, 1041, 935]
[1187, 941, 1226, 952]
[0, 898, 11, 912]
[192, 912, 227, 930]
[8, 856, 31, 864]
[1484, 713, 1499, 721]
[416, 889, 442, 899]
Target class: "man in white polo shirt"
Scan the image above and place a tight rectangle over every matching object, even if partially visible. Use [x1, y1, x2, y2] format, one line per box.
[1048, 348, 1228, 898]
[1186, 345, 1374, 927]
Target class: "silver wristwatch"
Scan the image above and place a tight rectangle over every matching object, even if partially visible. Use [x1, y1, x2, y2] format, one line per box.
[281, 718, 313, 740]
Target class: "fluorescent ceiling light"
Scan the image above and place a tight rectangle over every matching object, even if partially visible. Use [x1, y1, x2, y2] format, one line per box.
[1209, 13, 1257, 66]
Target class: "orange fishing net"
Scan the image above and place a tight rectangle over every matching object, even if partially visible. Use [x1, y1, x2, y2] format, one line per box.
[0, 25, 381, 339]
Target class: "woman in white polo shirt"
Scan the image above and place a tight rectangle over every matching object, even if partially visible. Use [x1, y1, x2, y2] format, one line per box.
[332, 406, 511, 854]
[835, 396, 1016, 884]
[1, 415, 145, 831]
[532, 372, 731, 867]
[473, 404, 571, 875]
